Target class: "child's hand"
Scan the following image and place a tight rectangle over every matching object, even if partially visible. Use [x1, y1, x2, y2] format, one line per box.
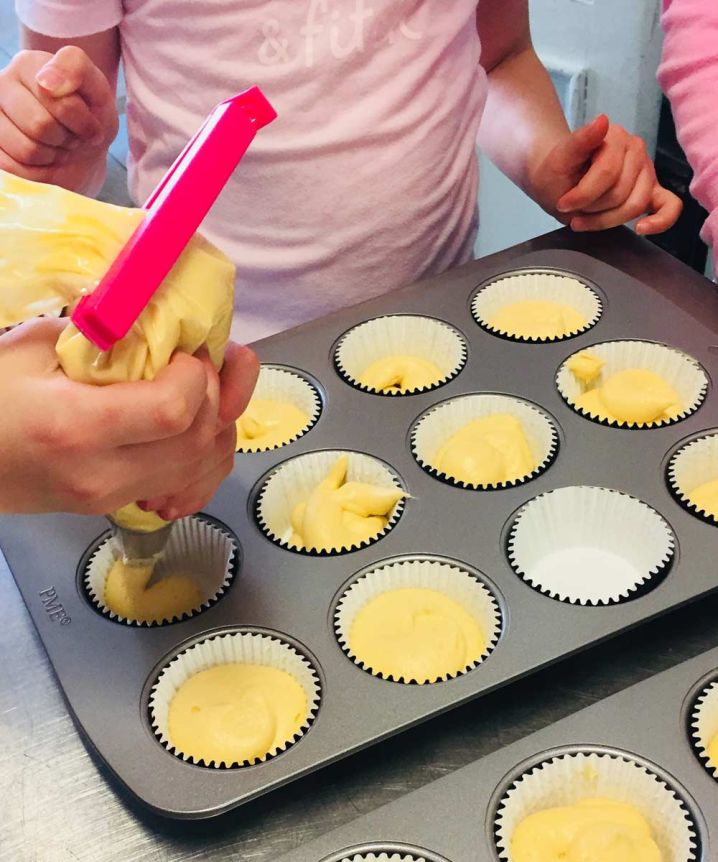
[0, 318, 258, 517]
[0, 47, 118, 193]
[532, 115, 682, 235]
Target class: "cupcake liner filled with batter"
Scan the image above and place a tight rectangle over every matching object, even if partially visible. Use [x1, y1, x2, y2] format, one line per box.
[667, 433, 718, 526]
[471, 270, 602, 342]
[149, 629, 321, 768]
[493, 749, 698, 862]
[410, 394, 558, 490]
[334, 557, 501, 684]
[83, 516, 239, 626]
[507, 486, 675, 605]
[556, 340, 708, 429]
[235, 365, 322, 453]
[689, 677, 718, 781]
[255, 449, 407, 555]
[334, 315, 467, 395]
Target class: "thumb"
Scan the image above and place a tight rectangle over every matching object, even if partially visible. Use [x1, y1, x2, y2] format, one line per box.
[550, 114, 609, 171]
[35, 46, 109, 105]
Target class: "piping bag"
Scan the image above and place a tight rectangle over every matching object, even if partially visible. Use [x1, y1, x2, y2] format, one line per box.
[70, 86, 277, 563]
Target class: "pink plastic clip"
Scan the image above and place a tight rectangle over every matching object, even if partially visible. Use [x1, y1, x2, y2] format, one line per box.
[71, 86, 277, 350]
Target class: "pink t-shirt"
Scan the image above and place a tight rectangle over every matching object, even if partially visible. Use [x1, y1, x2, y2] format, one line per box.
[15, 0, 487, 341]
[659, 0, 718, 261]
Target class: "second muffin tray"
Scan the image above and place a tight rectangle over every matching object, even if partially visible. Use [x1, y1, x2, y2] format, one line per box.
[274, 643, 718, 861]
[2, 228, 718, 818]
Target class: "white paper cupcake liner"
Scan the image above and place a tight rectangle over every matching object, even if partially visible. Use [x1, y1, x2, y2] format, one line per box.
[334, 557, 502, 684]
[508, 486, 675, 605]
[689, 677, 718, 780]
[471, 270, 602, 342]
[494, 748, 698, 862]
[255, 450, 407, 556]
[83, 515, 239, 626]
[410, 394, 558, 490]
[334, 315, 467, 396]
[667, 433, 718, 526]
[323, 850, 443, 862]
[556, 340, 708, 429]
[235, 364, 322, 453]
[148, 629, 321, 768]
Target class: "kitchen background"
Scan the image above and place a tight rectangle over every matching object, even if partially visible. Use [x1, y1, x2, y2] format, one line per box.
[0, 0, 711, 275]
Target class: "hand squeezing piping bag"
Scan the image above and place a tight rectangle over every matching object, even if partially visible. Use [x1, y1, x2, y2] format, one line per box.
[79, 85, 276, 563]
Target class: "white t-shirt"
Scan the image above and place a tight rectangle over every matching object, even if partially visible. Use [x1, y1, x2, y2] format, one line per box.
[16, 0, 487, 341]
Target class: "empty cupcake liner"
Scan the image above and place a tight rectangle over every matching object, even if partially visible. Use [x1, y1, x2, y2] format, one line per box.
[255, 449, 407, 556]
[334, 315, 467, 396]
[556, 340, 708, 429]
[83, 515, 239, 626]
[321, 849, 447, 862]
[410, 394, 559, 490]
[507, 486, 675, 605]
[667, 433, 718, 526]
[235, 364, 322, 453]
[689, 677, 718, 780]
[334, 557, 502, 684]
[493, 748, 698, 862]
[471, 270, 602, 342]
[149, 629, 321, 768]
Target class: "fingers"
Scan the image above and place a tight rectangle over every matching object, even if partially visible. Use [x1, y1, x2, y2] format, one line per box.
[35, 46, 114, 110]
[156, 440, 236, 520]
[217, 342, 259, 426]
[0, 83, 74, 147]
[78, 352, 209, 446]
[0, 110, 65, 167]
[558, 131, 642, 214]
[548, 114, 610, 174]
[570, 165, 655, 232]
[636, 186, 684, 236]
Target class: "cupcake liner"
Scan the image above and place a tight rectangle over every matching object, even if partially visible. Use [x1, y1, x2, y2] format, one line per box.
[471, 270, 602, 342]
[508, 486, 675, 605]
[334, 315, 467, 396]
[83, 515, 239, 626]
[689, 676, 718, 780]
[236, 365, 322, 453]
[322, 849, 447, 862]
[410, 394, 558, 490]
[667, 432, 718, 526]
[334, 557, 502, 684]
[255, 450, 406, 556]
[493, 748, 698, 862]
[556, 340, 708, 429]
[148, 629, 321, 768]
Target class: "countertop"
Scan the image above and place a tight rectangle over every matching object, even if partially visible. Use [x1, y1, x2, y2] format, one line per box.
[3, 228, 718, 862]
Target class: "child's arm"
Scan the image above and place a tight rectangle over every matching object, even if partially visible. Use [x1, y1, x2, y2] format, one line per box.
[0, 26, 119, 194]
[659, 0, 718, 256]
[477, 0, 681, 235]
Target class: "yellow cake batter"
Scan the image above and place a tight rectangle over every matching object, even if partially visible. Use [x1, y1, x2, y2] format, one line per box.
[434, 414, 536, 485]
[511, 797, 662, 862]
[167, 663, 308, 765]
[111, 503, 171, 532]
[349, 587, 485, 683]
[358, 355, 443, 393]
[687, 479, 718, 519]
[567, 352, 682, 425]
[0, 170, 235, 532]
[236, 399, 309, 452]
[489, 299, 586, 340]
[708, 733, 718, 770]
[103, 557, 202, 623]
[288, 456, 405, 552]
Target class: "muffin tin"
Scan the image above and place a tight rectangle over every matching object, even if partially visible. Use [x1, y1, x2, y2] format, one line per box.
[2, 230, 718, 818]
[276, 645, 718, 862]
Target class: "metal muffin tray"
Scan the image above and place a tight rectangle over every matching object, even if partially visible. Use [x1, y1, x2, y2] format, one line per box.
[276, 644, 718, 862]
[2, 228, 718, 819]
